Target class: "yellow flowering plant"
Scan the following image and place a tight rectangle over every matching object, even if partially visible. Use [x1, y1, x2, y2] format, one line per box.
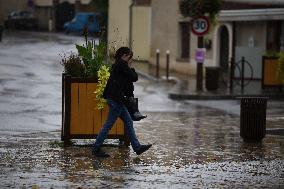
[95, 65, 110, 109]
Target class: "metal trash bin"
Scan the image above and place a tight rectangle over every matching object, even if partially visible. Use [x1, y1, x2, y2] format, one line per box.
[205, 67, 219, 90]
[239, 97, 268, 142]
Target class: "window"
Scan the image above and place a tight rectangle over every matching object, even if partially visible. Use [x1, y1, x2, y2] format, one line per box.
[266, 21, 281, 51]
[179, 22, 190, 59]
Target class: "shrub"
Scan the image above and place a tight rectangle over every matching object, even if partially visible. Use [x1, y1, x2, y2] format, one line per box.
[60, 53, 85, 77]
[278, 51, 284, 83]
[179, 0, 222, 21]
[264, 50, 279, 58]
[75, 40, 108, 78]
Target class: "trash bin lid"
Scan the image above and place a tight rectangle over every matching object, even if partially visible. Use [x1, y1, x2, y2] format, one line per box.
[236, 97, 269, 104]
[205, 67, 220, 70]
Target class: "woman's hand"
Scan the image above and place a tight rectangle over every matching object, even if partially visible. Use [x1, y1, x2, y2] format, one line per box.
[128, 57, 133, 67]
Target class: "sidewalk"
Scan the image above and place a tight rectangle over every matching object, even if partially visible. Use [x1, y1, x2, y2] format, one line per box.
[133, 61, 284, 100]
[1, 31, 283, 188]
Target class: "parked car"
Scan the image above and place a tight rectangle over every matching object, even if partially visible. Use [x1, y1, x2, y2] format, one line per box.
[63, 12, 100, 34]
[4, 11, 38, 30]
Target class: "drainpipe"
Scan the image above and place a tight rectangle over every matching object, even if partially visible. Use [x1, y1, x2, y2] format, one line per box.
[129, 0, 135, 49]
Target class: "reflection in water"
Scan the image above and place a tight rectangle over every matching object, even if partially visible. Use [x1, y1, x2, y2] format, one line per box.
[0, 109, 283, 188]
[1, 30, 284, 188]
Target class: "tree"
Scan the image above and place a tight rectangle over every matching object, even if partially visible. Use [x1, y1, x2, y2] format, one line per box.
[179, 0, 222, 22]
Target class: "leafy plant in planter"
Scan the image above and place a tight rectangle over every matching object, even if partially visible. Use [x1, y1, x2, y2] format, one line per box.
[60, 27, 109, 79]
[62, 29, 113, 109]
[61, 27, 134, 110]
[76, 40, 108, 78]
[60, 53, 85, 77]
[264, 50, 279, 58]
[61, 30, 130, 146]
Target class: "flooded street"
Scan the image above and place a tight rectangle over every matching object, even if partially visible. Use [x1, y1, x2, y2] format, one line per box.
[0, 31, 284, 188]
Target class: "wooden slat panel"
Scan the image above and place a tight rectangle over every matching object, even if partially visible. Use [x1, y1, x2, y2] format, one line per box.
[264, 59, 282, 85]
[78, 83, 92, 134]
[86, 83, 94, 133]
[70, 83, 79, 134]
[68, 80, 126, 139]
[86, 83, 102, 134]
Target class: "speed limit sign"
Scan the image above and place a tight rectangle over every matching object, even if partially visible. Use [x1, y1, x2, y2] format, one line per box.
[191, 16, 210, 36]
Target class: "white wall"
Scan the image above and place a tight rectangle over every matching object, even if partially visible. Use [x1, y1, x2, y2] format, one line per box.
[108, 0, 131, 50]
[132, 6, 151, 61]
[151, 0, 199, 75]
[234, 21, 267, 79]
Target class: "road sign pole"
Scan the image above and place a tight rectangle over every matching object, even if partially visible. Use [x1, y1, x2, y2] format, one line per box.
[197, 36, 204, 91]
[191, 16, 210, 91]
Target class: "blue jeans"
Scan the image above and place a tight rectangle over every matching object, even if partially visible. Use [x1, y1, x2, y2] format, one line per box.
[93, 99, 141, 151]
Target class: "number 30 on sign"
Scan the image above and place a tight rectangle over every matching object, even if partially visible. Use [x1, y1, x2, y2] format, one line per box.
[191, 16, 210, 36]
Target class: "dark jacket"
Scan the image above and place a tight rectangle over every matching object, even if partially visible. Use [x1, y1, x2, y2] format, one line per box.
[103, 59, 138, 103]
[124, 79, 135, 97]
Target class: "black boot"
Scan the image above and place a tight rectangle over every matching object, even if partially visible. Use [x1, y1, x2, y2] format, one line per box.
[135, 144, 152, 155]
[92, 148, 110, 158]
[132, 111, 147, 121]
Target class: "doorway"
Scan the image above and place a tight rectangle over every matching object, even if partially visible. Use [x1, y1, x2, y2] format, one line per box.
[219, 26, 229, 71]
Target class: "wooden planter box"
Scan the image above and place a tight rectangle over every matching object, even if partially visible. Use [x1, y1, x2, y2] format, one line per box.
[61, 74, 129, 145]
[262, 56, 282, 90]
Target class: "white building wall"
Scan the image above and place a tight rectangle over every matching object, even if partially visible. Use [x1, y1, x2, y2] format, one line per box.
[108, 0, 131, 50]
[150, 0, 199, 75]
[132, 6, 151, 61]
[234, 21, 267, 79]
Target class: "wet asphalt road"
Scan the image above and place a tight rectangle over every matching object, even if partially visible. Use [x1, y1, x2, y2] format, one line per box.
[0, 31, 284, 188]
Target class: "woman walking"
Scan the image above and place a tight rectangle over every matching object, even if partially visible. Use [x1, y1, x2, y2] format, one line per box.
[124, 52, 147, 121]
[92, 47, 152, 158]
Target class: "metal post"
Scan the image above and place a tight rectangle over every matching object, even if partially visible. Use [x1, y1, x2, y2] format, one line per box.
[156, 49, 160, 79]
[166, 50, 170, 81]
[61, 73, 66, 141]
[64, 75, 71, 146]
[196, 36, 204, 91]
[230, 57, 234, 92]
[241, 56, 245, 92]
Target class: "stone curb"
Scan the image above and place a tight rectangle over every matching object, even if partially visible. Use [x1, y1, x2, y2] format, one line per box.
[136, 70, 284, 100]
[168, 92, 284, 100]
